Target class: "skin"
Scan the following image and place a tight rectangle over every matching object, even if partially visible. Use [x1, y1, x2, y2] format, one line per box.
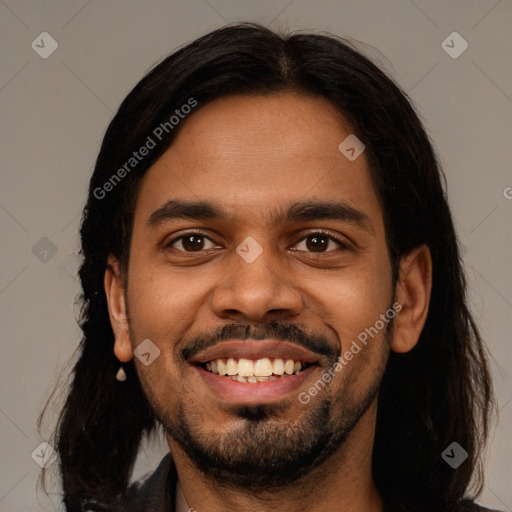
[105, 93, 432, 512]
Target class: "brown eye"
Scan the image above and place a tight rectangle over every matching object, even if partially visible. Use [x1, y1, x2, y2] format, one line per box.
[181, 235, 205, 251]
[294, 233, 343, 253]
[169, 233, 216, 252]
[306, 234, 329, 252]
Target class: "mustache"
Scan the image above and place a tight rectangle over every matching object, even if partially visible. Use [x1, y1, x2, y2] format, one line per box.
[180, 321, 338, 363]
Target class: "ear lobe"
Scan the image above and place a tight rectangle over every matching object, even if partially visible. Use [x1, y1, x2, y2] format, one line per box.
[104, 255, 133, 362]
[391, 245, 432, 354]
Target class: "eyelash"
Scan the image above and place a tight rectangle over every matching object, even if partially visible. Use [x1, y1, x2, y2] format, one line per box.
[164, 229, 349, 253]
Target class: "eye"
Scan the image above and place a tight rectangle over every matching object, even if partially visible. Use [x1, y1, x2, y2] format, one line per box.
[293, 232, 345, 253]
[167, 232, 218, 252]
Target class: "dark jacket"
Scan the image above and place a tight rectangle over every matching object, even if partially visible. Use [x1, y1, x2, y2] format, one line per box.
[120, 454, 502, 512]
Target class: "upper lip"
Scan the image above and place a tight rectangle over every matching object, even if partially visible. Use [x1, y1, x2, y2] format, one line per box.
[189, 340, 321, 365]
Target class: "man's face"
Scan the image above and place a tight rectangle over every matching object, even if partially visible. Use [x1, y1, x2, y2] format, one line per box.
[118, 93, 395, 487]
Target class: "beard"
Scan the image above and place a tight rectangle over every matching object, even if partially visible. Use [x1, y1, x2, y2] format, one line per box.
[159, 383, 381, 491]
[135, 319, 392, 491]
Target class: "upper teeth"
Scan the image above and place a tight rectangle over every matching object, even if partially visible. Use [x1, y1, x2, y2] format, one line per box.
[205, 357, 303, 377]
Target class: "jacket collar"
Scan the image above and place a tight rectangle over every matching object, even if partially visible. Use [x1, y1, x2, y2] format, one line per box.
[121, 453, 501, 512]
[122, 453, 176, 511]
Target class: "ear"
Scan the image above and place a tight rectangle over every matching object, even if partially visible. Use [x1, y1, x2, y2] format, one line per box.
[104, 255, 133, 362]
[391, 245, 432, 354]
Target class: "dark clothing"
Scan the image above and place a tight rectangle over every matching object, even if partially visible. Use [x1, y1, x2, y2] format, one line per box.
[122, 454, 177, 512]
[120, 454, 502, 512]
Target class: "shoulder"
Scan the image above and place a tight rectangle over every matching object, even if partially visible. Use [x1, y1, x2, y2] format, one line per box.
[120, 454, 175, 512]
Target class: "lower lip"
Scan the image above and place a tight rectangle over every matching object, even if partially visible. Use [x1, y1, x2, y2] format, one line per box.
[196, 365, 317, 404]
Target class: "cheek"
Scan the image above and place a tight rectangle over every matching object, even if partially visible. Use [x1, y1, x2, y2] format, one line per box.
[302, 252, 392, 394]
[125, 258, 218, 399]
[307, 257, 392, 342]
[126, 255, 209, 340]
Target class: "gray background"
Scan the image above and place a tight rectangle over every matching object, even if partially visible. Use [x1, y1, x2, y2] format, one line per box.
[1, 1, 511, 510]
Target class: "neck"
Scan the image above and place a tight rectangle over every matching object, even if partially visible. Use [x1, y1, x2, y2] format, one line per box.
[168, 401, 383, 512]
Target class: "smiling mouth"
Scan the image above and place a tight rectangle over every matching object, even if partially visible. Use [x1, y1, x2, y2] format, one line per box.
[200, 357, 313, 383]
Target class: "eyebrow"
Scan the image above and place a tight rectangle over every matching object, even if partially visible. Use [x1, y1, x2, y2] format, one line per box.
[146, 199, 373, 234]
[282, 201, 373, 233]
[147, 200, 227, 228]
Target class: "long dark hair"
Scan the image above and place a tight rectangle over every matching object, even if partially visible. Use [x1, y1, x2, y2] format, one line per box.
[40, 23, 494, 511]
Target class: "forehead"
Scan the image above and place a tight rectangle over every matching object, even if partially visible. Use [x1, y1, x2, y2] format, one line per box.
[134, 93, 382, 228]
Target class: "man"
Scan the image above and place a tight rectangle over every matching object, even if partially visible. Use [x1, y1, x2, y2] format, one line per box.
[47, 24, 498, 511]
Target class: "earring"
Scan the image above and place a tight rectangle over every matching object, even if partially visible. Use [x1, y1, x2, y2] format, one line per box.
[116, 366, 127, 382]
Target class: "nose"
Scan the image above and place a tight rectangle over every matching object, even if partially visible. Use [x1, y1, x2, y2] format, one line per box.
[210, 242, 304, 323]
